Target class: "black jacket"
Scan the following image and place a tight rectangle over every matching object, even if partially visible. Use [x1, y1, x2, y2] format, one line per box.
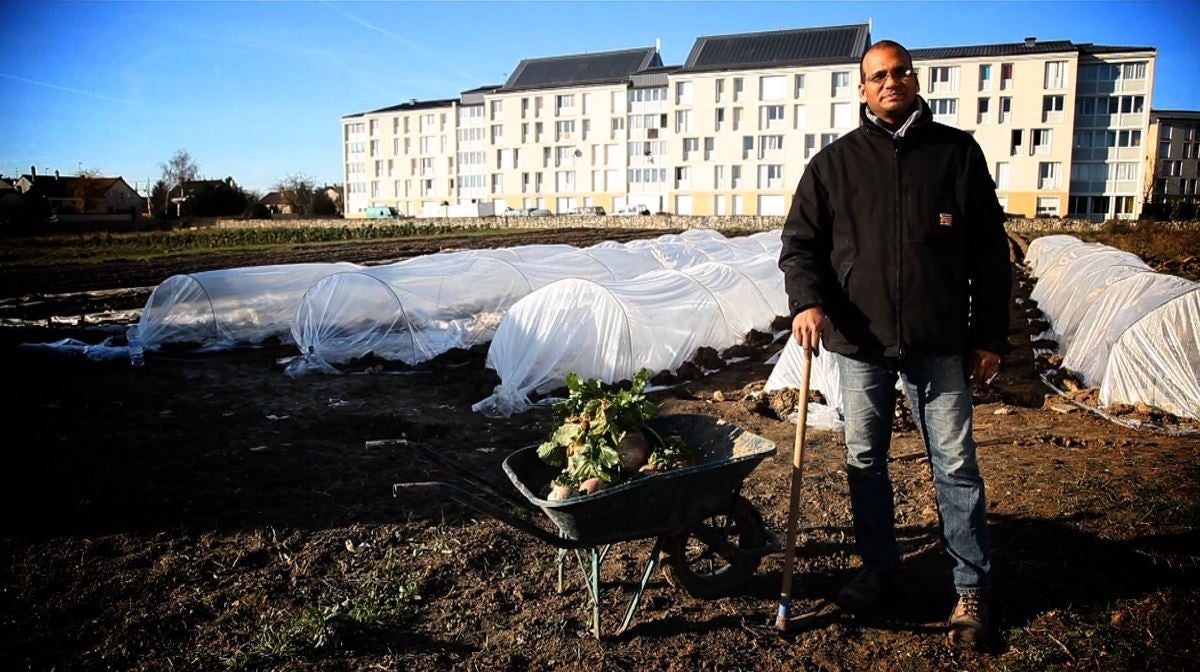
[779, 98, 1011, 358]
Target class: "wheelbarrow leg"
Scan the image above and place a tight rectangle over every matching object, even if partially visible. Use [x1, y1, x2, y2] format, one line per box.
[590, 546, 601, 638]
[556, 547, 567, 593]
[616, 536, 665, 637]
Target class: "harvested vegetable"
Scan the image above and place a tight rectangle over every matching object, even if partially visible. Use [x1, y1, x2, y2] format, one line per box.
[537, 369, 698, 498]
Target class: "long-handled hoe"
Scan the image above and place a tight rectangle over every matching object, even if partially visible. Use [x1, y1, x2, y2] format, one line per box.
[774, 346, 813, 631]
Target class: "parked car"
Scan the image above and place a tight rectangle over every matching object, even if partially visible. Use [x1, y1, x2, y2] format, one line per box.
[613, 204, 651, 216]
[568, 205, 606, 216]
[503, 207, 553, 217]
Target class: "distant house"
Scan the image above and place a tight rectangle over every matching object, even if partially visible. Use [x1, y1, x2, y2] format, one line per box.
[14, 171, 144, 219]
[258, 191, 292, 215]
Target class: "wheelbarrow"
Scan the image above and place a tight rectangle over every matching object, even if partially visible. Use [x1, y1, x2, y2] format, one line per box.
[385, 414, 778, 637]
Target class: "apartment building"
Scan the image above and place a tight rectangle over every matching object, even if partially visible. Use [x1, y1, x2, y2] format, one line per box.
[1146, 109, 1200, 206]
[342, 24, 1157, 220]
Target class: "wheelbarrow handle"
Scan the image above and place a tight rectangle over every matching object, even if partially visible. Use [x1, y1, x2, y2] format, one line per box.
[394, 481, 590, 550]
[370, 437, 540, 514]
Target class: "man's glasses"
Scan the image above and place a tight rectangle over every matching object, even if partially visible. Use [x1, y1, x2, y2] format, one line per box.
[864, 67, 915, 85]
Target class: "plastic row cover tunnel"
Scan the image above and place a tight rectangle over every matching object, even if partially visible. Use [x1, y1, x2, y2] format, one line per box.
[473, 259, 782, 417]
[1026, 235, 1200, 419]
[284, 248, 662, 375]
[137, 262, 361, 350]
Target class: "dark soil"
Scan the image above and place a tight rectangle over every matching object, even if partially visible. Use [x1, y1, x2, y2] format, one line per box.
[1, 228, 1197, 671]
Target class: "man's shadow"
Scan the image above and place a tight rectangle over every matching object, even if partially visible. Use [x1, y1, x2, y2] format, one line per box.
[740, 512, 1196, 638]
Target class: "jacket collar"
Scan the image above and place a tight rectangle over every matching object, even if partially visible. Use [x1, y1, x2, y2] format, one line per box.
[861, 96, 932, 139]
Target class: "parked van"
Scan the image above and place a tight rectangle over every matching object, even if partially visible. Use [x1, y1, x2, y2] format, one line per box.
[365, 206, 400, 218]
[569, 206, 606, 216]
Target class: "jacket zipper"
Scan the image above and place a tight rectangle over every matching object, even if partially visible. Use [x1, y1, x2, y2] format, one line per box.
[894, 141, 904, 359]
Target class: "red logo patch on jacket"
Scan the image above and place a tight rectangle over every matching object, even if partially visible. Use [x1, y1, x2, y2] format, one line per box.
[938, 213, 953, 226]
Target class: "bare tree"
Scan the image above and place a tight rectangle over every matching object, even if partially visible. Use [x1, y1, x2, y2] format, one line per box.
[72, 168, 104, 213]
[275, 173, 316, 216]
[159, 149, 200, 213]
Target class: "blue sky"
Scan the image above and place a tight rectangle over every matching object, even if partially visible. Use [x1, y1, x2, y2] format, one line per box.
[1, 0, 1197, 194]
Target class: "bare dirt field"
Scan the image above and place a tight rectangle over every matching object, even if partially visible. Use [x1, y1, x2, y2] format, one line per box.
[1, 226, 1197, 671]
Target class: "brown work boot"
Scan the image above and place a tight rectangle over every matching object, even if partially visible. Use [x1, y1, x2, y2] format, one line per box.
[835, 567, 895, 613]
[947, 591, 990, 649]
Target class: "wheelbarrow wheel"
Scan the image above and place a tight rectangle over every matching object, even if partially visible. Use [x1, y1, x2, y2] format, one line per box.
[662, 495, 766, 599]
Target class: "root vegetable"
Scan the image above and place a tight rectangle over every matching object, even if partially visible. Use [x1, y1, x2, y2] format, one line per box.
[578, 478, 608, 495]
[547, 482, 573, 502]
[617, 431, 649, 471]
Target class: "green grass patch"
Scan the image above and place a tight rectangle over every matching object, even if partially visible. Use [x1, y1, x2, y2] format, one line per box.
[230, 548, 422, 668]
[0, 222, 511, 266]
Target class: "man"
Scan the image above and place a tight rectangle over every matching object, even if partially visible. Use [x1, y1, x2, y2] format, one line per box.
[778, 39, 1010, 649]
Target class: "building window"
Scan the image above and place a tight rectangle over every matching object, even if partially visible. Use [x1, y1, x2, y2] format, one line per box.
[760, 75, 786, 100]
[1036, 196, 1060, 217]
[676, 81, 694, 105]
[794, 104, 807, 130]
[704, 136, 714, 161]
[929, 66, 960, 93]
[758, 134, 784, 159]
[820, 133, 839, 148]
[1038, 162, 1061, 189]
[731, 165, 742, 189]
[978, 64, 993, 91]
[1120, 62, 1147, 80]
[1118, 130, 1142, 148]
[831, 71, 851, 97]
[929, 98, 958, 123]
[1032, 128, 1052, 155]
[831, 102, 853, 128]
[1159, 141, 1172, 159]
[1042, 95, 1065, 122]
[804, 134, 816, 160]
[999, 97, 1013, 123]
[995, 162, 1010, 189]
[733, 107, 743, 131]
[758, 164, 783, 189]
[715, 79, 725, 103]
[761, 104, 785, 129]
[674, 166, 691, 189]
[794, 74, 805, 97]
[675, 110, 691, 133]
[683, 137, 700, 161]
[1000, 63, 1013, 90]
[977, 98, 991, 124]
[1010, 129, 1024, 156]
[1044, 61, 1068, 89]
[715, 108, 725, 132]
[733, 77, 744, 102]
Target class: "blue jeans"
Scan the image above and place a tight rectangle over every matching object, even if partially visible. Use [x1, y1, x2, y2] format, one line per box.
[837, 353, 990, 593]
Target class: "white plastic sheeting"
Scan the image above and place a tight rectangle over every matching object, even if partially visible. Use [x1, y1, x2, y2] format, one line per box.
[1027, 235, 1200, 419]
[138, 262, 360, 350]
[474, 257, 786, 417]
[287, 256, 534, 374]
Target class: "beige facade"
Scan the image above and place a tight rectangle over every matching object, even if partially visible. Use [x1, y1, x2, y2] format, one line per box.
[343, 30, 1157, 221]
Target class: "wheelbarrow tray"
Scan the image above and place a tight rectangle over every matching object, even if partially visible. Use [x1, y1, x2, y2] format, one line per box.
[503, 414, 775, 546]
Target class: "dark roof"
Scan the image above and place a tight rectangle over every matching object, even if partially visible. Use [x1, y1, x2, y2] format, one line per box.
[911, 40, 1075, 60]
[500, 47, 660, 91]
[1078, 43, 1156, 55]
[911, 39, 1154, 61]
[1151, 109, 1200, 122]
[461, 84, 501, 95]
[18, 174, 133, 199]
[259, 191, 285, 205]
[678, 23, 869, 73]
[344, 97, 459, 118]
[640, 64, 682, 74]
